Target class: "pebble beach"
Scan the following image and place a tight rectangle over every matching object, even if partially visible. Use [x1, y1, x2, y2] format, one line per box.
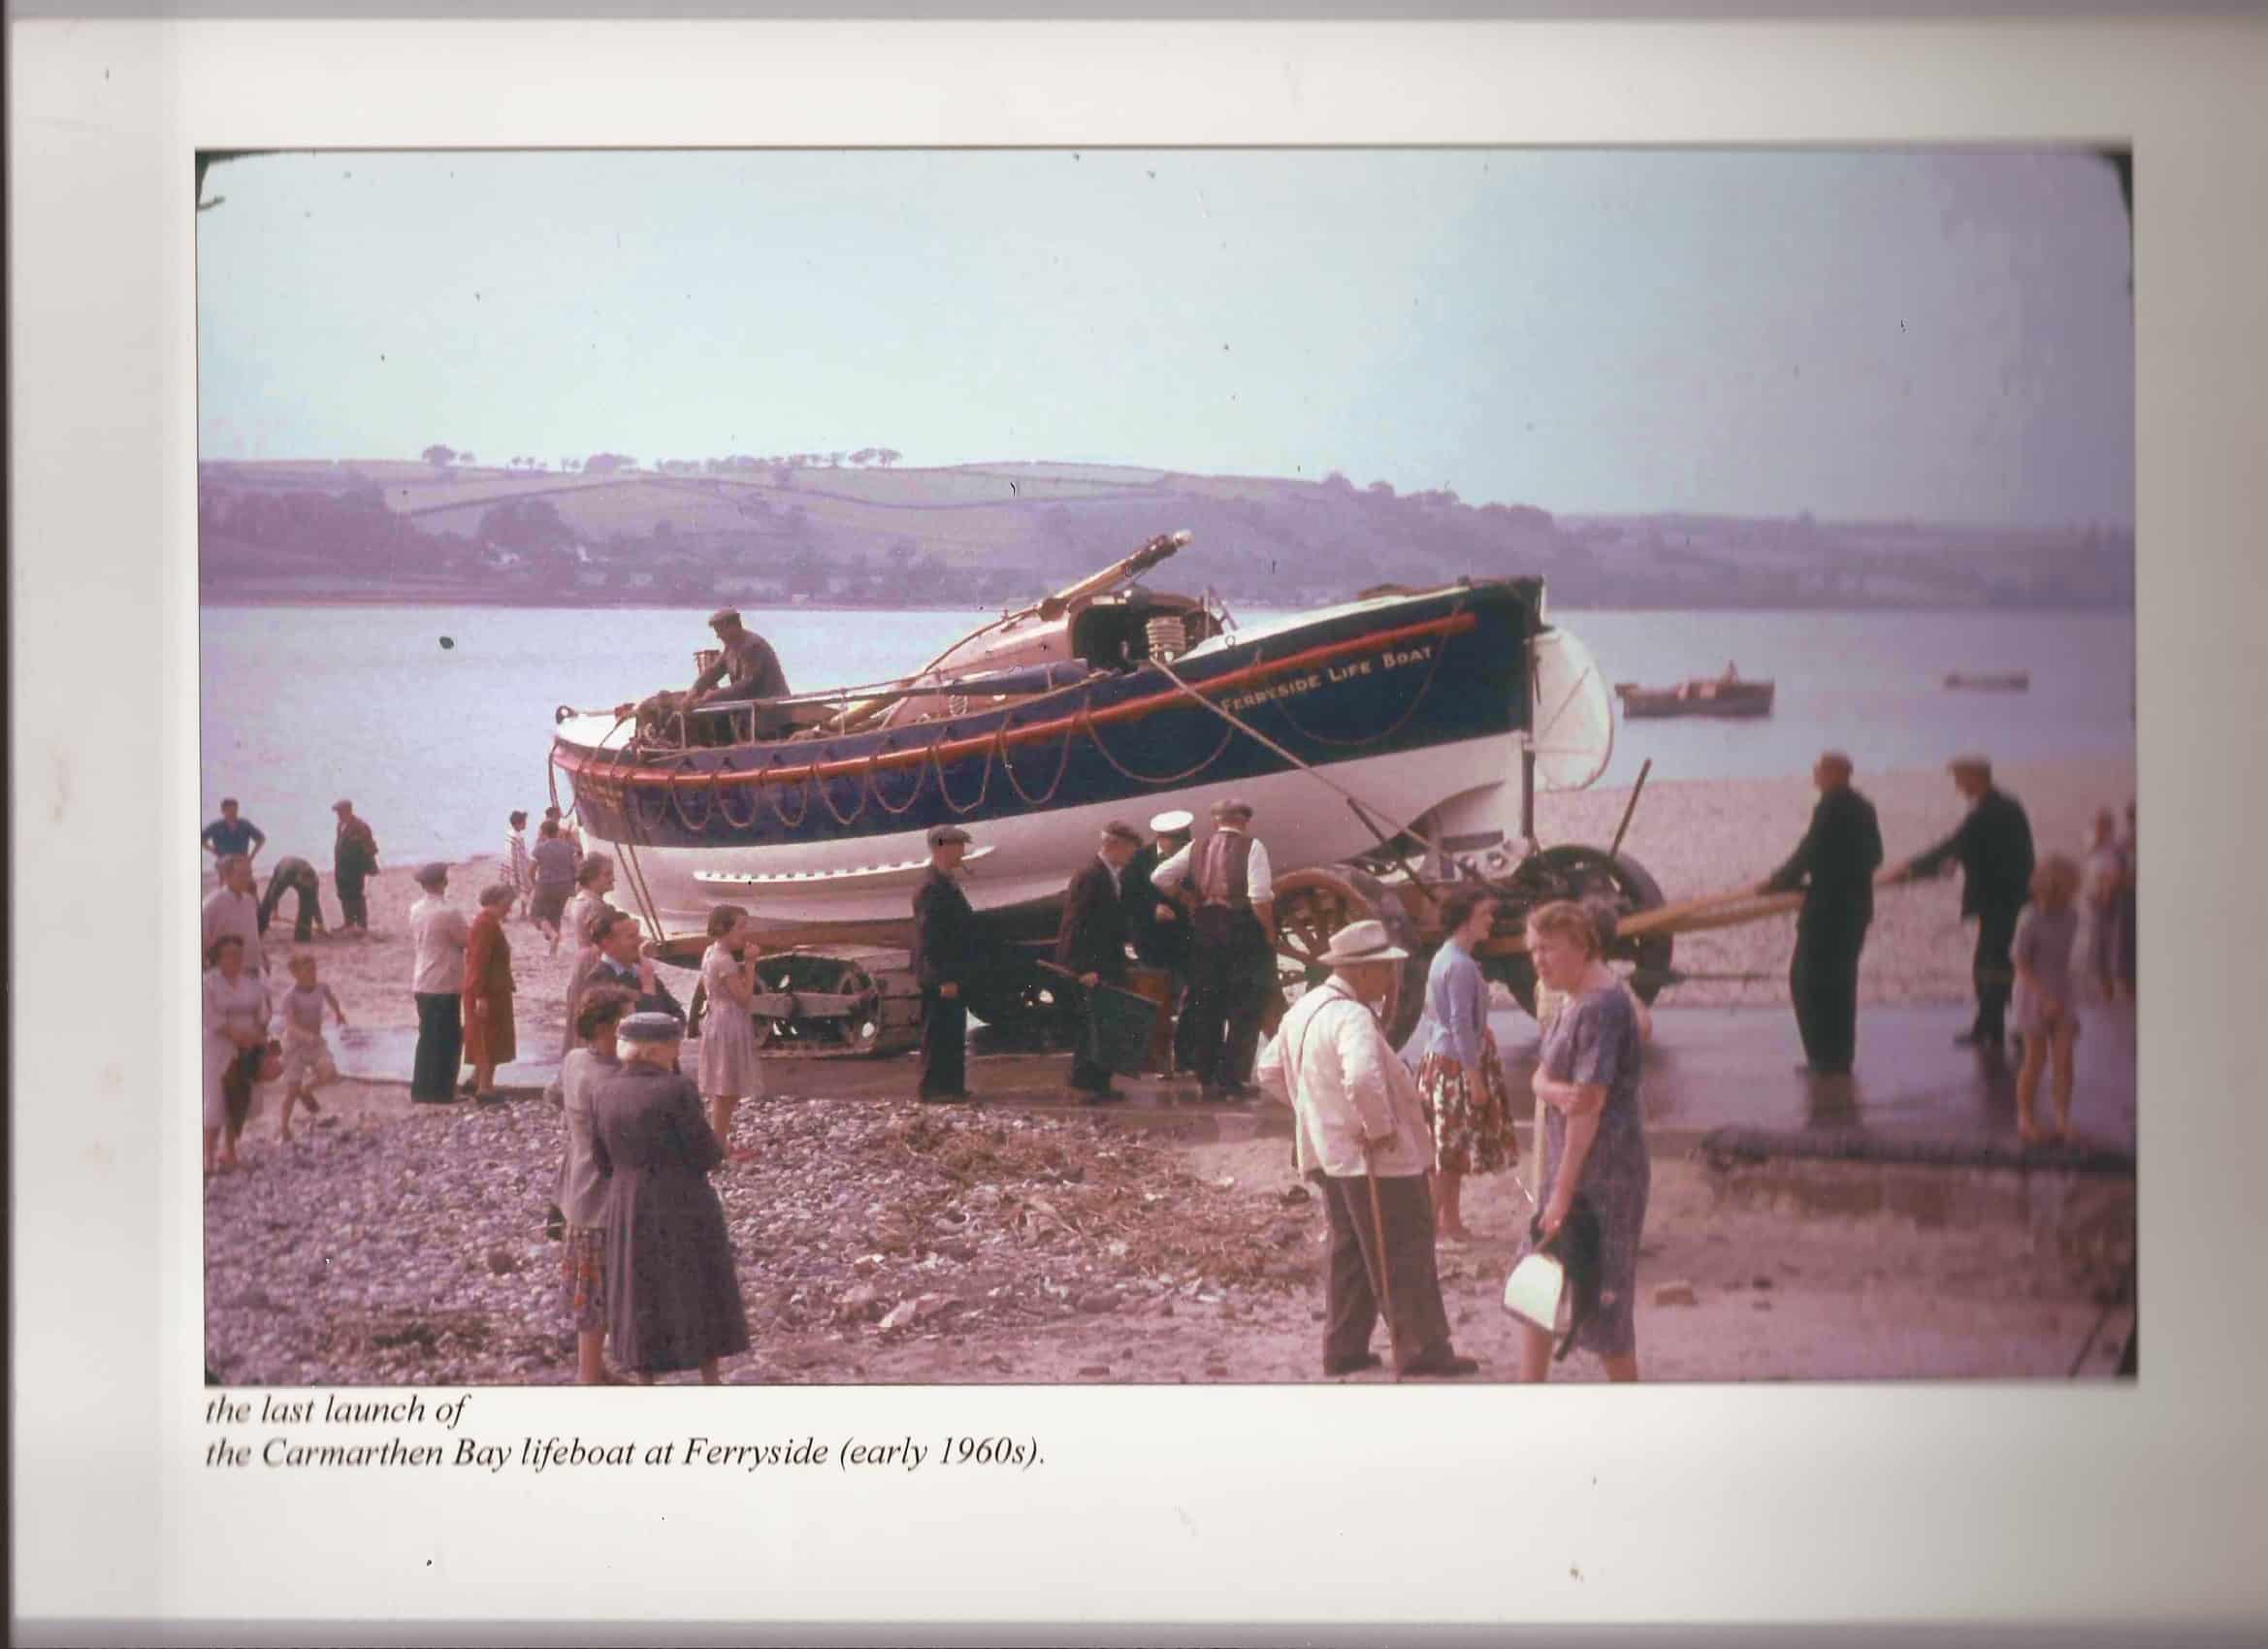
[202, 751, 2138, 1386]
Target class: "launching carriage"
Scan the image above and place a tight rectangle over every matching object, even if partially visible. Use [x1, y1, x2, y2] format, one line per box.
[548, 532, 1678, 1054]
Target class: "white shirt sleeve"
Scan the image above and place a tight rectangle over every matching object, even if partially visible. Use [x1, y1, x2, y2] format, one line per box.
[1150, 842, 1194, 895]
[1247, 837, 1274, 903]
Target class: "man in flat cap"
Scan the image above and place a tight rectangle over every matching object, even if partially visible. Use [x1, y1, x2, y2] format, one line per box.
[687, 607, 790, 709]
[407, 862, 469, 1102]
[1757, 752, 1883, 1077]
[912, 824, 979, 1102]
[1151, 797, 1277, 1101]
[332, 799, 380, 935]
[1888, 756, 2036, 1055]
[1055, 822, 1143, 1102]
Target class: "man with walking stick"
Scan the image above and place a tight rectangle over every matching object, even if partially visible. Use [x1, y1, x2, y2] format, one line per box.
[1255, 920, 1478, 1380]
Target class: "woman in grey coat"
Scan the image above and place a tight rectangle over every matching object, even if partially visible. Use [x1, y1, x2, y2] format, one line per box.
[590, 1013, 751, 1384]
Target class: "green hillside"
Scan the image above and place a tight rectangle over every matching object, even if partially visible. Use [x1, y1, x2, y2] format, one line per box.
[197, 456, 2134, 611]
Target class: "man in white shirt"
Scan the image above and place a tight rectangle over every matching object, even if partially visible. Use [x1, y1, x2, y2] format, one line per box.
[1150, 796, 1277, 1101]
[201, 855, 265, 977]
[1256, 919, 1477, 1379]
[408, 862, 470, 1103]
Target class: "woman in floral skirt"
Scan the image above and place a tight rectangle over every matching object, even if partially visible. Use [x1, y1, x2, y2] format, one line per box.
[1412, 887, 1517, 1241]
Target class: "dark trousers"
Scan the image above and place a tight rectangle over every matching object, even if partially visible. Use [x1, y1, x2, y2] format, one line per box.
[337, 871, 370, 930]
[1972, 903, 2023, 1041]
[1790, 912, 1867, 1073]
[1185, 911, 1272, 1088]
[919, 986, 968, 1098]
[1317, 1172, 1455, 1373]
[411, 992, 463, 1100]
[260, 879, 324, 942]
[1069, 968, 1128, 1092]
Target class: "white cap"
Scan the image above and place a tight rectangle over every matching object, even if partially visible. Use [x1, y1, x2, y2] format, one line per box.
[1148, 809, 1194, 835]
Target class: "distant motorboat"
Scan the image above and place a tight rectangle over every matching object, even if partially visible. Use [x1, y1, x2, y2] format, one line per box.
[1614, 667, 1774, 721]
[1943, 670, 2030, 693]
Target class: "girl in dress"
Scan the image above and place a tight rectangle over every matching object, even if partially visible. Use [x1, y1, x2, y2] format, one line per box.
[697, 904, 763, 1164]
[276, 953, 347, 1144]
[1412, 889, 1517, 1241]
[591, 1013, 751, 1384]
[2012, 855, 2085, 1144]
[462, 882, 518, 1103]
[202, 935, 272, 1175]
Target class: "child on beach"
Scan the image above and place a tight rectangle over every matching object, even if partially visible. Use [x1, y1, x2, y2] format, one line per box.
[697, 904, 764, 1164]
[2012, 854, 2084, 1145]
[276, 954, 348, 1142]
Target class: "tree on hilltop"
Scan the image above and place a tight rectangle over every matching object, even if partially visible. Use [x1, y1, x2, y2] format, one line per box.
[421, 444, 457, 468]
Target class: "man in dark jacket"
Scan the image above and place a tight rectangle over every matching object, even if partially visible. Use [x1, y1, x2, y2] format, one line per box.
[257, 855, 327, 943]
[912, 824, 979, 1103]
[332, 799, 380, 932]
[1055, 822, 1142, 1102]
[1895, 756, 2036, 1051]
[1758, 752, 1883, 1076]
[1125, 808, 1198, 1074]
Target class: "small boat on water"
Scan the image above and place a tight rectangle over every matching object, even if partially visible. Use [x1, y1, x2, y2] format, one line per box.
[1943, 670, 2030, 692]
[1613, 665, 1774, 720]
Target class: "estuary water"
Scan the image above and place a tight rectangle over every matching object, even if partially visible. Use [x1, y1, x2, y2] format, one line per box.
[199, 603, 2135, 866]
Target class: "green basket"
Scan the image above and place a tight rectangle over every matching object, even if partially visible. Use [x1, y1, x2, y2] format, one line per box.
[1083, 982, 1162, 1076]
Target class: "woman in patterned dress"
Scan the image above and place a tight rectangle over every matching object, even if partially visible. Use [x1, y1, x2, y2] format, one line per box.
[697, 905, 763, 1164]
[461, 882, 518, 1102]
[1518, 899, 1651, 1383]
[1412, 888, 1516, 1241]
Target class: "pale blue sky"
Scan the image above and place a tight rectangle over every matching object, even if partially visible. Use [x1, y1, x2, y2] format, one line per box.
[196, 147, 2133, 527]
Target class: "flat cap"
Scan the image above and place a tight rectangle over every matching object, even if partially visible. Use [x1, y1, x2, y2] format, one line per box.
[1148, 809, 1194, 836]
[927, 824, 972, 847]
[332, 798, 353, 812]
[414, 861, 450, 889]
[1100, 821, 1143, 845]
[1210, 796, 1254, 821]
[617, 1012, 685, 1045]
[706, 607, 742, 627]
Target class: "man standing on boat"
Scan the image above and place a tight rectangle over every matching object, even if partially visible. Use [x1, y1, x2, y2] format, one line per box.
[686, 607, 790, 707]
[1757, 752, 1883, 1077]
[1889, 756, 2036, 1056]
[1151, 797, 1277, 1102]
[913, 824, 979, 1103]
[1055, 822, 1142, 1103]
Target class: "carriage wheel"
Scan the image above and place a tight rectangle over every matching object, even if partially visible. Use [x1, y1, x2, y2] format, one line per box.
[1485, 844, 1672, 1017]
[1271, 869, 1378, 1023]
[1268, 869, 1429, 1044]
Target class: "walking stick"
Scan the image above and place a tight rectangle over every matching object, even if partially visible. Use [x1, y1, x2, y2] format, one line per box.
[1361, 1150, 1405, 1383]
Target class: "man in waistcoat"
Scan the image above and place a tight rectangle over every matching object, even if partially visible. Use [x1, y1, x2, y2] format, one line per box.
[1890, 756, 2036, 1055]
[912, 824, 979, 1103]
[1150, 797, 1276, 1102]
[1757, 751, 1883, 1077]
